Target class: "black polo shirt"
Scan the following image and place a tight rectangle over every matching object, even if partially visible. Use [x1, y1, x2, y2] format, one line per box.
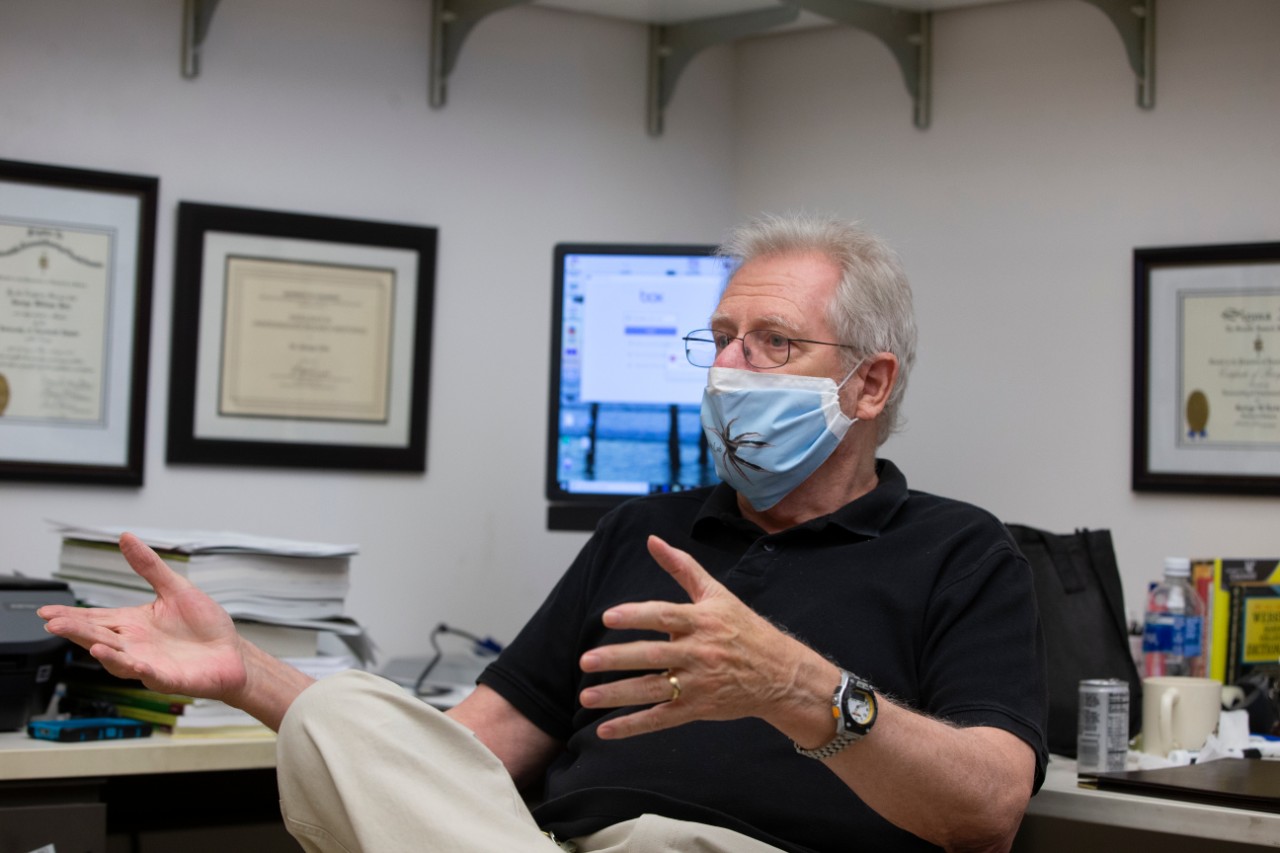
[479, 459, 1048, 852]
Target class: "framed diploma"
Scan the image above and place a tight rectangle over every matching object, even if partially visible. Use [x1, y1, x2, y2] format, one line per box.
[168, 202, 436, 471]
[0, 159, 157, 485]
[1133, 241, 1280, 494]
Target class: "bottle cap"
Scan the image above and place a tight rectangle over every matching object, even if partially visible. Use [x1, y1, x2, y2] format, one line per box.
[1164, 556, 1191, 576]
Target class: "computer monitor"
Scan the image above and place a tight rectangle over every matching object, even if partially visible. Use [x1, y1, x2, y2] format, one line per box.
[546, 243, 736, 531]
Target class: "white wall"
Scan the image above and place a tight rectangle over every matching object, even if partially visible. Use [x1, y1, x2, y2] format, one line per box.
[732, 0, 1280, 619]
[0, 0, 736, 655]
[3, 0, 1278, 656]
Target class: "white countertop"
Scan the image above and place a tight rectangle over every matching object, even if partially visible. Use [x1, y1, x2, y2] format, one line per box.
[0, 728, 276, 782]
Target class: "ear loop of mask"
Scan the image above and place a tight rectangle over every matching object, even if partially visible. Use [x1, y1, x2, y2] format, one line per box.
[836, 358, 863, 390]
[835, 358, 865, 420]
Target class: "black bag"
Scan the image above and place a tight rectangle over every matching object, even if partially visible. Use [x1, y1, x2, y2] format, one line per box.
[1007, 524, 1143, 758]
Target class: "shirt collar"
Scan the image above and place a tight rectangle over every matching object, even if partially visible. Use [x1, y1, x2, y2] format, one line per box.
[692, 459, 910, 540]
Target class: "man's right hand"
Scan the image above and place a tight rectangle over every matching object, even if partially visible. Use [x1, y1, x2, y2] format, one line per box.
[39, 532, 249, 703]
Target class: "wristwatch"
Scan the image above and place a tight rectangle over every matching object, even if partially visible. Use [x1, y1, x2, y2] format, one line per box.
[793, 669, 878, 760]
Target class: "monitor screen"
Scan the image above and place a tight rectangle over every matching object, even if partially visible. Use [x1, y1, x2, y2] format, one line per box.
[546, 243, 736, 531]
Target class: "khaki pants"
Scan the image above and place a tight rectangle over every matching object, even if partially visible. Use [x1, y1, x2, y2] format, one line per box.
[277, 670, 785, 852]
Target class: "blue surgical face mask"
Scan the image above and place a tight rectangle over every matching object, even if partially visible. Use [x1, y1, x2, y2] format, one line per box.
[700, 364, 860, 511]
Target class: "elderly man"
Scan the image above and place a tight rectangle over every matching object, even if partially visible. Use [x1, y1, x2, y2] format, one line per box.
[42, 213, 1046, 853]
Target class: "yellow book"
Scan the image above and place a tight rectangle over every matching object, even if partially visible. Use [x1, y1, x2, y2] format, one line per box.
[113, 703, 266, 733]
[1196, 558, 1280, 683]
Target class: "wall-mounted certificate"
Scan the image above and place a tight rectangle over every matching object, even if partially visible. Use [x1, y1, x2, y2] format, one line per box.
[1179, 290, 1280, 447]
[0, 159, 156, 485]
[0, 221, 110, 423]
[168, 203, 435, 472]
[219, 257, 394, 423]
[1134, 242, 1280, 494]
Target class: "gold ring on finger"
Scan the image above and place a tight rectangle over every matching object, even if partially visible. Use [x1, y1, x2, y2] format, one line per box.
[665, 670, 682, 703]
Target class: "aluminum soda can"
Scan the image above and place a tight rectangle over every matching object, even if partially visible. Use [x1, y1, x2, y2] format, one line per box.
[1077, 679, 1129, 773]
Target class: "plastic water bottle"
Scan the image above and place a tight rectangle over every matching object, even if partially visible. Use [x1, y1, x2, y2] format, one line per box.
[1142, 557, 1205, 677]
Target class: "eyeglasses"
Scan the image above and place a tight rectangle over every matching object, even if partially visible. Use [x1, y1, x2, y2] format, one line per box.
[683, 328, 856, 369]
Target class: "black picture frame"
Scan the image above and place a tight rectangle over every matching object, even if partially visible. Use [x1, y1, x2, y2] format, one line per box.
[1133, 241, 1280, 495]
[167, 202, 436, 472]
[0, 158, 157, 485]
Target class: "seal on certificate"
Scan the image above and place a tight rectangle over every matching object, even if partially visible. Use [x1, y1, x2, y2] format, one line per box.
[0, 372, 8, 416]
[1185, 389, 1208, 439]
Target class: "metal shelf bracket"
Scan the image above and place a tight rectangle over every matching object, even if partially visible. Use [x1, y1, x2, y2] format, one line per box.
[430, 0, 532, 108]
[181, 0, 221, 79]
[179, 1, 1146, 130]
[796, 0, 932, 130]
[647, 3, 802, 137]
[1079, 0, 1156, 109]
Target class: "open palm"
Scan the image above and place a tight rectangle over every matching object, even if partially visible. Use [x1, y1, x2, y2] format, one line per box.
[40, 533, 248, 702]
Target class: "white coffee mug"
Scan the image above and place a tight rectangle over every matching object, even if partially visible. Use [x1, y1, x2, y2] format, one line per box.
[1141, 676, 1223, 757]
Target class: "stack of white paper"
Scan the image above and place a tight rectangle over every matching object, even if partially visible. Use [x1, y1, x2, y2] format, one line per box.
[50, 521, 358, 625]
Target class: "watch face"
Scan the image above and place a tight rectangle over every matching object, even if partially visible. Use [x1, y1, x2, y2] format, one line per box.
[844, 689, 874, 726]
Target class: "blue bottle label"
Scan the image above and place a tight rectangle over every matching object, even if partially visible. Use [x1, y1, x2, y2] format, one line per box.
[1142, 614, 1202, 657]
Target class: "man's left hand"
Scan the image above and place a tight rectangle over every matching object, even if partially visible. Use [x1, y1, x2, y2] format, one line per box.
[578, 535, 831, 739]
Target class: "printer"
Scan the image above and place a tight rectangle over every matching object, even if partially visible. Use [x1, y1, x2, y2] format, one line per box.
[0, 576, 74, 730]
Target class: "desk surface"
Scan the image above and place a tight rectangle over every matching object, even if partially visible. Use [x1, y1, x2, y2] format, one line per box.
[1028, 756, 1280, 847]
[6, 734, 1277, 846]
[0, 729, 276, 782]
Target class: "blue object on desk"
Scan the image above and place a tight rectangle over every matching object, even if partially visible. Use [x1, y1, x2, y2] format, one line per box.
[29, 717, 153, 742]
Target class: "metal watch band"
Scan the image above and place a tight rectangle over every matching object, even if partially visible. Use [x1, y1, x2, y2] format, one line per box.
[793, 729, 859, 760]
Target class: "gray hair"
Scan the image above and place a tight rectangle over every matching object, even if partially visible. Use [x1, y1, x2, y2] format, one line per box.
[717, 212, 917, 445]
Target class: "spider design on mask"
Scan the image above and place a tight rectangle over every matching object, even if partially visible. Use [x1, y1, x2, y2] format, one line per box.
[711, 418, 772, 480]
